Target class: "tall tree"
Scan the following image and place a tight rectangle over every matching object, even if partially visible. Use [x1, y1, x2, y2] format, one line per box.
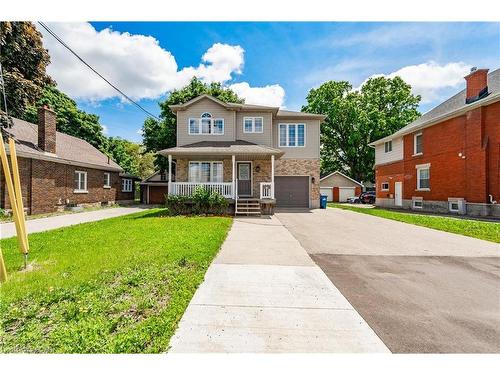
[303, 76, 420, 183]
[142, 77, 243, 170]
[0, 22, 54, 118]
[107, 137, 155, 179]
[24, 85, 109, 152]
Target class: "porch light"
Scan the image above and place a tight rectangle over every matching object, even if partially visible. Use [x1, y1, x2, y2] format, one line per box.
[255, 165, 261, 173]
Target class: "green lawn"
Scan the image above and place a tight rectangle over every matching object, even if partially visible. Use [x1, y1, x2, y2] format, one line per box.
[329, 203, 500, 243]
[0, 209, 232, 353]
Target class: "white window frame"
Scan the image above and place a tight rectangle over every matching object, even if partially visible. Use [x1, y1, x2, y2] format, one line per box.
[412, 197, 423, 209]
[278, 123, 306, 147]
[381, 182, 389, 191]
[74, 171, 88, 193]
[243, 117, 264, 133]
[416, 163, 430, 191]
[188, 161, 223, 183]
[104, 172, 111, 188]
[414, 132, 423, 156]
[188, 113, 224, 135]
[384, 140, 393, 153]
[449, 201, 460, 212]
[122, 178, 133, 192]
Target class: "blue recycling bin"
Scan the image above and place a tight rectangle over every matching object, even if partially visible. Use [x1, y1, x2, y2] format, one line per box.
[320, 195, 328, 209]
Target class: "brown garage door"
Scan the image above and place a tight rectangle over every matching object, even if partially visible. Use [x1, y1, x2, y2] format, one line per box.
[148, 185, 168, 204]
[275, 176, 309, 208]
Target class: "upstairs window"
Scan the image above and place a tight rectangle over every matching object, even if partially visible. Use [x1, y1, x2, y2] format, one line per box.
[384, 140, 392, 153]
[243, 117, 264, 133]
[279, 123, 306, 147]
[414, 133, 423, 155]
[188, 112, 224, 135]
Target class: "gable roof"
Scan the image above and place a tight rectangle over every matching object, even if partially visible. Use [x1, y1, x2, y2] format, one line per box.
[319, 171, 363, 186]
[3, 117, 123, 172]
[169, 94, 326, 120]
[370, 68, 500, 146]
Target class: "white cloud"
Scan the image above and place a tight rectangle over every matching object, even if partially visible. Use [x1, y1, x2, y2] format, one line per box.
[358, 61, 471, 103]
[229, 82, 285, 107]
[39, 23, 282, 106]
[137, 129, 143, 135]
[101, 124, 108, 134]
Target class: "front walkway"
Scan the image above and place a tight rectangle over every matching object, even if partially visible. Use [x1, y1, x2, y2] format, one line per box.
[0, 206, 148, 239]
[168, 215, 389, 353]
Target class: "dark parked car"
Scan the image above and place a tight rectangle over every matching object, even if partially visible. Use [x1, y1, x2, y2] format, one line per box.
[359, 191, 376, 204]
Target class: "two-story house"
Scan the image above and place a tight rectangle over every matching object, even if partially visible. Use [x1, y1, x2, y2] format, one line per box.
[369, 67, 500, 217]
[158, 94, 325, 214]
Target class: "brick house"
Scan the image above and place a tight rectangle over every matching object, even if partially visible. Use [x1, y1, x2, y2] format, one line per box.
[370, 67, 500, 217]
[1, 106, 138, 215]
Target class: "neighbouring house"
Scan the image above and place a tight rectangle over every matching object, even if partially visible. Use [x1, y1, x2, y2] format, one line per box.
[158, 94, 326, 214]
[140, 169, 174, 204]
[370, 67, 500, 217]
[319, 171, 363, 202]
[0, 106, 138, 215]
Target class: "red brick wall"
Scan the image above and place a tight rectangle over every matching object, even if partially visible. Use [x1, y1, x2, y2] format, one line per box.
[465, 69, 488, 101]
[116, 177, 137, 201]
[375, 101, 499, 204]
[1, 157, 123, 214]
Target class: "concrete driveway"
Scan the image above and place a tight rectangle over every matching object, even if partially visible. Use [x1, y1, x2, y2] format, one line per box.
[168, 215, 389, 353]
[0, 206, 148, 239]
[276, 208, 500, 353]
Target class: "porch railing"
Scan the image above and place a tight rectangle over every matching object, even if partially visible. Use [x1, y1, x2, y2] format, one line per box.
[260, 182, 274, 199]
[169, 182, 233, 198]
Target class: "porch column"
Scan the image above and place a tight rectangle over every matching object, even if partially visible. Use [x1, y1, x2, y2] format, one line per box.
[271, 155, 275, 199]
[232, 154, 236, 199]
[168, 154, 172, 195]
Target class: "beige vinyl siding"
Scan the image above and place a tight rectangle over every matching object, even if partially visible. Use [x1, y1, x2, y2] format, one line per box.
[235, 112, 273, 146]
[272, 118, 320, 159]
[374, 137, 403, 166]
[320, 174, 361, 188]
[176, 97, 236, 146]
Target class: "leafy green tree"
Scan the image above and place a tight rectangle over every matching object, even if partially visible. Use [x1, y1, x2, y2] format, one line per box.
[108, 137, 155, 179]
[0, 22, 54, 118]
[24, 85, 109, 152]
[142, 77, 243, 170]
[303, 77, 420, 183]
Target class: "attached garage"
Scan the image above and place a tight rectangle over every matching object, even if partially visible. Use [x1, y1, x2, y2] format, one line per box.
[275, 176, 309, 208]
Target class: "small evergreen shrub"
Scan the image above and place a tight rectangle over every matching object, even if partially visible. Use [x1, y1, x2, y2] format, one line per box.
[165, 186, 229, 216]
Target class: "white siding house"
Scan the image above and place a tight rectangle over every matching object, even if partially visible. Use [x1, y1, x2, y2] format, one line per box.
[374, 137, 404, 166]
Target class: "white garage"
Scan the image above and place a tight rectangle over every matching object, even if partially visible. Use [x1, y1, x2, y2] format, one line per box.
[320, 187, 333, 202]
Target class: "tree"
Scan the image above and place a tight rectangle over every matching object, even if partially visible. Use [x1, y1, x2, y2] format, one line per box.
[0, 22, 54, 118]
[142, 77, 243, 170]
[24, 85, 109, 152]
[107, 137, 155, 179]
[302, 77, 420, 183]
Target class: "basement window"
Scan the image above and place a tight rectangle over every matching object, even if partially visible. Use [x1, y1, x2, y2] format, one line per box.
[412, 197, 423, 209]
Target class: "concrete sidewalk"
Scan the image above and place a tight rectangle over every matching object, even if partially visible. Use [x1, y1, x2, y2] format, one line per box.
[0, 206, 148, 239]
[168, 215, 389, 353]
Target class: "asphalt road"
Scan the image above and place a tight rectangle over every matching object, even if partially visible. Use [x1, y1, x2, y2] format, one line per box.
[276, 208, 500, 353]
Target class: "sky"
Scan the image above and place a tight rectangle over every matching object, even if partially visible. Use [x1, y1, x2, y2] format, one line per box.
[37, 22, 500, 142]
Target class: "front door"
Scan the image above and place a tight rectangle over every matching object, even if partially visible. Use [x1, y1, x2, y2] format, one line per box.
[395, 181, 403, 206]
[237, 162, 252, 197]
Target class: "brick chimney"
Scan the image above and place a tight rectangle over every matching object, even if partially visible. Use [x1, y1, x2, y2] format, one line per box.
[464, 67, 489, 104]
[37, 105, 57, 154]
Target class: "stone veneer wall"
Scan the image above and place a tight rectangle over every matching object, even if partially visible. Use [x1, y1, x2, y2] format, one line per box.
[275, 158, 320, 208]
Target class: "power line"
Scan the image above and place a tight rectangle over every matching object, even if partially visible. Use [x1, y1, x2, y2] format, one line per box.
[38, 22, 161, 121]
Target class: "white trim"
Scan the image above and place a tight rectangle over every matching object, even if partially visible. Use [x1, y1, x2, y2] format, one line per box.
[74, 170, 88, 193]
[278, 123, 306, 147]
[188, 117, 225, 135]
[188, 161, 223, 183]
[413, 132, 423, 156]
[412, 196, 423, 209]
[121, 178, 133, 192]
[319, 170, 363, 187]
[243, 116, 264, 133]
[384, 140, 393, 153]
[416, 163, 430, 191]
[381, 182, 389, 191]
[236, 161, 253, 197]
[103, 172, 111, 188]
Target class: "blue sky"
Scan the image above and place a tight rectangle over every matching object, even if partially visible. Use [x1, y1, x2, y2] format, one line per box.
[39, 22, 500, 142]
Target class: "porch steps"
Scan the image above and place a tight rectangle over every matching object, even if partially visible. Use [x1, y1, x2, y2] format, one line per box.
[235, 198, 261, 216]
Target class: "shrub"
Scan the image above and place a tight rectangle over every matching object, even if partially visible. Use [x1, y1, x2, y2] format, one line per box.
[165, 187, 228, 216]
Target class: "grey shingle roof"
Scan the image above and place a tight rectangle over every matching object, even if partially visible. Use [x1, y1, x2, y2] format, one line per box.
[159, 140, 284, 157]
[371, 68, 500, 145]
[3, 117, 122, 172]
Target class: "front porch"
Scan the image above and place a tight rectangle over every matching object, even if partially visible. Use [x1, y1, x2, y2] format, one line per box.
[160, 141, 284, 213]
